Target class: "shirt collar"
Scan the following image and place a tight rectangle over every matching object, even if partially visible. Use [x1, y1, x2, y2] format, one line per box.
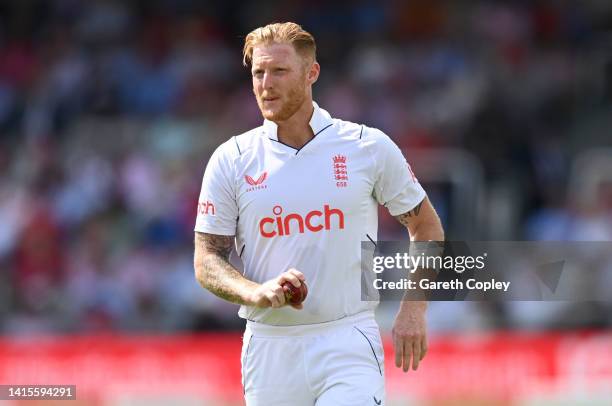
[262, 101, 333, 141]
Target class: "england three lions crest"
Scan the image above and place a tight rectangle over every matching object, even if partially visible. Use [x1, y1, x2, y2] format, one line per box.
[333, 155, 348, 188]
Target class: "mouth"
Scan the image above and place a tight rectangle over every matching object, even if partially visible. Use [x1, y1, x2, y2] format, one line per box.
[262, 96, 280, 103]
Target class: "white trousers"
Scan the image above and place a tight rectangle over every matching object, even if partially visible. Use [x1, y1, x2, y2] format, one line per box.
[241, 311, 385, 406]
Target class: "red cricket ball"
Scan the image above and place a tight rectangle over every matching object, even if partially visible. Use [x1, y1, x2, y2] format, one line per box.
[282, 281, 308, 305]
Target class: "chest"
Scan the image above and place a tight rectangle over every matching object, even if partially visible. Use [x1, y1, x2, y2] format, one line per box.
[234, 142, 375, 218]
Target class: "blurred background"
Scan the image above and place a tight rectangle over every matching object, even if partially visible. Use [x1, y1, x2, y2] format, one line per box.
[0, 0, 611, 405]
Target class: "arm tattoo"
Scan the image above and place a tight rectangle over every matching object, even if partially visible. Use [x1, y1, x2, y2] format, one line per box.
[394, 200, 423, 226]
[194, 232, 253, 305]
[199, 232, 233, 260]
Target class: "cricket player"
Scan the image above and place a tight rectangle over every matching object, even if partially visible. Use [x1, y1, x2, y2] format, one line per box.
[194, 22, 444, 406]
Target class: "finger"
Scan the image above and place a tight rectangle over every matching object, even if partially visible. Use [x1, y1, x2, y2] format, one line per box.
[393, 335, 403, 368]
[411, 341, 421, 371]
[287, 268, 305, 281]
[420, 337, 428, 361]
[265, 291, 280, 308]
[279, 273, 301, 288]
[274, 286, 286, 306]
[267, 287, 285, 308]
[403, 339, 412, 372]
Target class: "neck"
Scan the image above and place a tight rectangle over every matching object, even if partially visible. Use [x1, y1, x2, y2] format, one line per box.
[275, 99, 315, 150]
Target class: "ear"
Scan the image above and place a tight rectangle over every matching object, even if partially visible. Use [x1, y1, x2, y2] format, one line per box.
[307, 62, 320, 85]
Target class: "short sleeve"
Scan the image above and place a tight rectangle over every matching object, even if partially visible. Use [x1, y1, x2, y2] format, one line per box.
[369, 128, 426, 216]
[194, 142, 239, 235]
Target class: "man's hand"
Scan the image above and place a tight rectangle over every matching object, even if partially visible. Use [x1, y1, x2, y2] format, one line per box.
[249, 269, 306, 309]
[392, 302, 427, 372]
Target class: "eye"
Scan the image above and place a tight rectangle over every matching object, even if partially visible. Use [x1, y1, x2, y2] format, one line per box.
[252, 69, 264, 78]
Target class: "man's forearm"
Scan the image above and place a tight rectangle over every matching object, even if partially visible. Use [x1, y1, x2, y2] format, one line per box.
[395, 199, 445, 310]
[194, 232, 258, 305]
[406, 220, 444, 309]
[411, 222, 444, 242]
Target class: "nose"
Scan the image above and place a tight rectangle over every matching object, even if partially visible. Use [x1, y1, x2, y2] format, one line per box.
[261, 71, 274, 90]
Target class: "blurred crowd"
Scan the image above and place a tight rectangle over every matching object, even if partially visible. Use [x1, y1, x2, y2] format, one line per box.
[1, 0, 611, 334]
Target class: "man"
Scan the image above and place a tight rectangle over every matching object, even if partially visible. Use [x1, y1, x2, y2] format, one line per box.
[194, 22, 444, 406]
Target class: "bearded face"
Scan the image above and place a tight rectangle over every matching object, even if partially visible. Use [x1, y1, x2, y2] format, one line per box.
[251, 43, 312, 122]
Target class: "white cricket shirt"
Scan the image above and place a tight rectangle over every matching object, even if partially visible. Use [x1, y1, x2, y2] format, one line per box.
[195, 102, 426, 325]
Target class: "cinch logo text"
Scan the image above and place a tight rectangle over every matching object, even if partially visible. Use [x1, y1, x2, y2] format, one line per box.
[198, 200, 216, 216]
[259, 205, 345, 238]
